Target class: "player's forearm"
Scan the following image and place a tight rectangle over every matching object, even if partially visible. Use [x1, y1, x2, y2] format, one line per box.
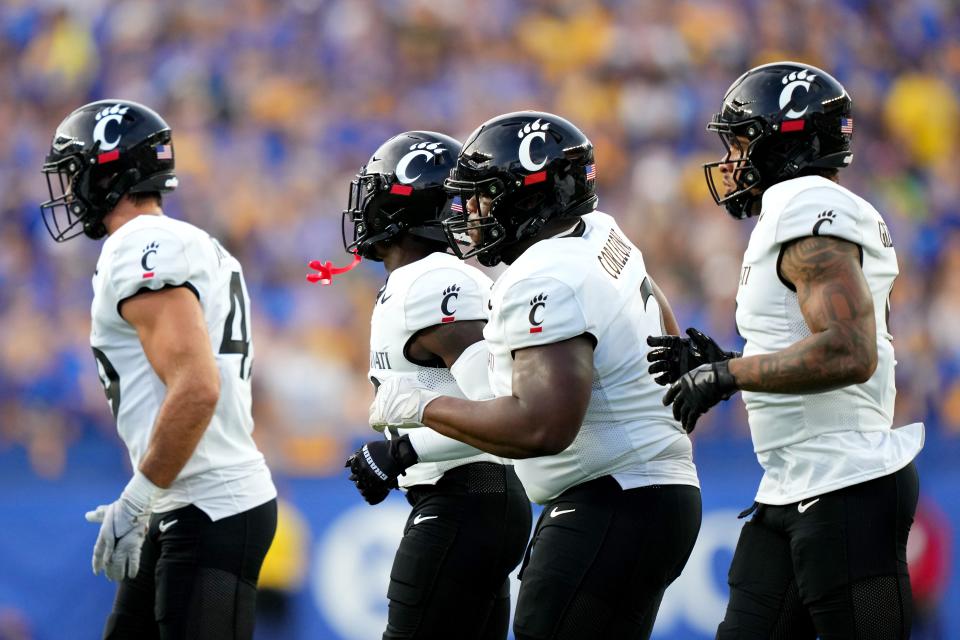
[728, 326, 877, 394]
[138, 377, 220, 487]
[423, 395, 573, 459]
[402, 425, 494, 463]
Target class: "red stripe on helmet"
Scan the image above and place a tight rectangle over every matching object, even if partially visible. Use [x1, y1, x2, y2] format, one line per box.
[523, 171, 547, 186]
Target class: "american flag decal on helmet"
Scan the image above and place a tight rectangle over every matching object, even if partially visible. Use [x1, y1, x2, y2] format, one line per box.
[840, 118, 854, 135]
[584, 164, 596, 181]
[450, 196, 463, 213]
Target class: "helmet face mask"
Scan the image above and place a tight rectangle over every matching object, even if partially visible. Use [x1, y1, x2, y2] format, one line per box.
[703, 119, 767, 220]
[41, 153, 92, 241]
[40, 100, 177, 242]
[703, 62, 854, 220]
[341, 131, 461, 261]
[442, 111, 598, 267]
[441, 176, 511, 266]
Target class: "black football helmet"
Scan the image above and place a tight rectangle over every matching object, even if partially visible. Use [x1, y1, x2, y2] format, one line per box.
[442, 111, 598, 266]
[704, 61, 853, 219]
[343, 131, 461, 261]
[40, 100, 178, 241]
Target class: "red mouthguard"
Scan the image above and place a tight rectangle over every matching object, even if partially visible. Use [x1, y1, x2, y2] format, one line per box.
[306, 253, 362, 285]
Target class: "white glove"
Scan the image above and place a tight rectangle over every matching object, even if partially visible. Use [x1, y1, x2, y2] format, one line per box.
[370, 377, 442, 431]
[85, 472, 158, 582]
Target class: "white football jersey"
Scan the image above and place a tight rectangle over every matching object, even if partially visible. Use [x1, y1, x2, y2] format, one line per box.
[368, 251, 507, 488]
[485, 211, 699, 504]
[736, 176, 923, 504]
[91, 214, 275, 520]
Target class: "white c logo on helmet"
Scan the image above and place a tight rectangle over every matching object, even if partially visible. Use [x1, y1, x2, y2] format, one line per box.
[395, 142, 446, 184]
[779, 70, 817, 119]
[517, 119, 550, 172]
[92, 104, 130, 152]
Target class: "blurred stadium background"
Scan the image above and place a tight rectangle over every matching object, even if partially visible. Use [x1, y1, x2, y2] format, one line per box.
[0, 0, 958, 638]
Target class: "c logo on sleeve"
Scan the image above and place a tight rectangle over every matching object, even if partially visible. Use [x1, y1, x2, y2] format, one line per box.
[441, 285, 460, 323]
[141, 241, 159, 278]
[812, 210, 836, 236]
[528, 293, 547, 333]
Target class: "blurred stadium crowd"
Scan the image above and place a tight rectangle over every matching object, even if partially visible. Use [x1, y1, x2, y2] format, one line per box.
[1, 0, 959, 482]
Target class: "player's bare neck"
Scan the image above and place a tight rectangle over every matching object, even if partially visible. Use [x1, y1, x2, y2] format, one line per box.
[103, 197, 163, 236]
[380, 237, 434, 274]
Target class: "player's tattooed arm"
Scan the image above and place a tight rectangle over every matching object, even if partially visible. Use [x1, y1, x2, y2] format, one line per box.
[728, 235, 877, 393]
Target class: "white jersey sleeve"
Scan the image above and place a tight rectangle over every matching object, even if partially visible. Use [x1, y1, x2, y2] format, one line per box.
[403, 266, 488, 334]
[499, 277, 587, 351]
[107, 226, 198, 304]
[775, 184, 863, 247]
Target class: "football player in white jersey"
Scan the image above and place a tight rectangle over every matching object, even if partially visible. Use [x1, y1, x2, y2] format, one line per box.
[650, 62, 923, 639]
[40, 100, 277, 639]
[339, 131, 531, 639]
[370, 112, 702, 639]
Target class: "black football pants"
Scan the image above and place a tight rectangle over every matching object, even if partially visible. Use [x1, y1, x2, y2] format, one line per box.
[513, 477, 702, 640]
[383, 462, 532, 640]
[716, 462, 919, 639]
[102, 498, 277, 640]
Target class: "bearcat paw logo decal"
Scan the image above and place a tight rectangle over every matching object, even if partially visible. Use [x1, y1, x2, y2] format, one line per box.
[518, 119, 551, 172]
[410, 141, 446, 155]
[440, 284, 461, 321]
[95, 104, 129, 121]
[92, 104, 130, 152]
[812, 210, 836, 235]
[779, 70, 817, 119]
[528, 293, 548, 332]
[141, 241, 159, 274]
[396, 141, 446, 184]
[517, 119, 550, 139]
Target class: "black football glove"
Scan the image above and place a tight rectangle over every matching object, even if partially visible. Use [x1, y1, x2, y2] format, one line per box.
[662, 361, 739, 434]
[345, 434, 419, 505]
[647, 328, 741, 386]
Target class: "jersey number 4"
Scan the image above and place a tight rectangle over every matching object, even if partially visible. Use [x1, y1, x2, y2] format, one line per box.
[219, 271, 252, 379]
[92, 346, 121, 418]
